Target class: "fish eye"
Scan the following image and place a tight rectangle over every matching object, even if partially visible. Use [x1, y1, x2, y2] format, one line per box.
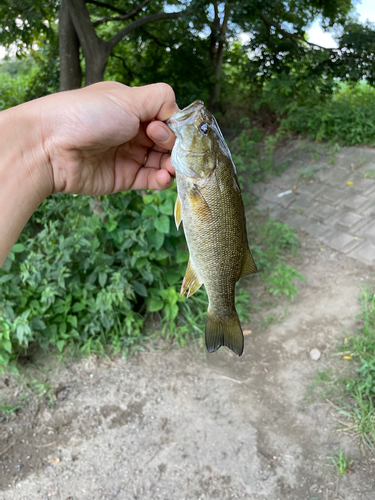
[199, 122, 209, 136]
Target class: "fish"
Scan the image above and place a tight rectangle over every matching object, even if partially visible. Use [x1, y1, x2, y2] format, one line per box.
[166, 100, 257, 356]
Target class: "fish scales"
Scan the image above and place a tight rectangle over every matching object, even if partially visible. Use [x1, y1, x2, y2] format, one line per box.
[167, 100, 257, 356]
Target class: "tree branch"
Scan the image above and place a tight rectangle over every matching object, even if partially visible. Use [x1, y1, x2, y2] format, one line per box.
[107, 11, 183, 51]
[111, 53, 135, 80]
[93, 0, 152, 26]
[139, 26, 169, 47]
[84, 0, 127, 16]
[259, 13, 339, 52]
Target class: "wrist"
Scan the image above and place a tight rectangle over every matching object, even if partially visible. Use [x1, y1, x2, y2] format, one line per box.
[0, 100, 53, 266]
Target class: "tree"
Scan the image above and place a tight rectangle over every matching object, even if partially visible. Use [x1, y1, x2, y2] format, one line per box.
[59, 0, 185, 89]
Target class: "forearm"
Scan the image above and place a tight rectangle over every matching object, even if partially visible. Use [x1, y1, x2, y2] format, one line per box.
[0, 101, 52, 267]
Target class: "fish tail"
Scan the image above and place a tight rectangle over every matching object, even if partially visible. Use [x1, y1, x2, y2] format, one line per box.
[205, 310, 244, 357]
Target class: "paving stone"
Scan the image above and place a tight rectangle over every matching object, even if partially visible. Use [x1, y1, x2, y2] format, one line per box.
[328, 211, 364, 232]
[292, 195, 317, 212]
[263, 185, 282, 201]
[361, 183, 375, 198]
[348, 241, 375, 266]
[316, 186, 346, 206]
[357, 219, 375, 243]
[257, 198, 276, 211]
[250, 182, 267, 197]
[311, 203, 339, 222]
[314, 167, 333, 183]
[283, 214, 312, 230]
[338, 148, 375, 170]
[305, 221, 331, 240]
[350, 176, 375, 194]
[270, 175, 297, 190]
[268, 205, 288, 220]
[275, 192, 296, 209]
[322, 230, 360, 254]
[298, 182, 324, 197]
[362, 205, 375, 219]
[356, 162, 375, 175]
[325, 168, 352, 187]
[341, 192, 372, 212]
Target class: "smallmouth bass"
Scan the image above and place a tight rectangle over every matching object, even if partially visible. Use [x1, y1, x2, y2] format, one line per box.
[167, 101, 257, 356]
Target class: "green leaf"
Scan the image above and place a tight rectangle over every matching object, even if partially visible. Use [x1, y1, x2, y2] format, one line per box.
[176, 248, 189, 263]
[143, 194, 155, 205]
[154, 215, 170, 234]
[147, 230, 164, 251]
[154, 249, 170, 261]
[56, 340, 66, 352]
[132, 281, 148, 297]
[12, 243, 26, 253]
[159, 200, 174, 216]
[99, 272, 108, 287]
[105, 220, 118, 232]
[146, 296, 164, 312]
[142, 205, 159, 217]
[72, 302, 86, 312]
[166, 270, 182, 286]
[2, 340, 12, 353]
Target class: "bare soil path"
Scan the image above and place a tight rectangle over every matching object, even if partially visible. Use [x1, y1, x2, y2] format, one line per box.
[1, 233, 375, 499]
[1, 143, 375, 499]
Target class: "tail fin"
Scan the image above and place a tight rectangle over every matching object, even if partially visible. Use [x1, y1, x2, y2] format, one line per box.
[205, 311, 244, 356]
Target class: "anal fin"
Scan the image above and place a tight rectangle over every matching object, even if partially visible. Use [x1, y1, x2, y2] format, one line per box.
[240, 247, 257, 278]
[181, 259, 203, 297]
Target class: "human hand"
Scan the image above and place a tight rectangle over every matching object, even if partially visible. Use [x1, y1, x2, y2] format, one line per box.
[37, 81, 178, 196]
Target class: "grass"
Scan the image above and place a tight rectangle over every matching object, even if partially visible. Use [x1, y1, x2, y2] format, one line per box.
[314, 289, 375, 452]
[327, 450, 353, 476]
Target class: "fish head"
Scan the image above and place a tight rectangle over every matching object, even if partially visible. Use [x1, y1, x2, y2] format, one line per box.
[166, 100, 230, 180]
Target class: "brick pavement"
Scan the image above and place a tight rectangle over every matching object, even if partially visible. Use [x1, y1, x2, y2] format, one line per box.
[253, 141, 375, 266]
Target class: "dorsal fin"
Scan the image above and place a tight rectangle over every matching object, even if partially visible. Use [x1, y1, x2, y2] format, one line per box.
[239, 247, 257, 279]
[181, 259, 203, 297]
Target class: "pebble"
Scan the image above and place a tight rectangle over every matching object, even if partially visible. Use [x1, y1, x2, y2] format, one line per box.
[310, 348, 321, 361]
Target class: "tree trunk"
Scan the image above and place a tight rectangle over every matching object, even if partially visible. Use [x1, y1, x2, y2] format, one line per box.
[208, 3, 231, 111]
[59, 0, 82, 91]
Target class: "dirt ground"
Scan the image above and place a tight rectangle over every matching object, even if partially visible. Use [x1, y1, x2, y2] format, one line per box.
[1, 231, 375, 500]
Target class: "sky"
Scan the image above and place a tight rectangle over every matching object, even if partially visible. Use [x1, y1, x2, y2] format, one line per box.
[1, 1, 375, 59]
[309, 0, 375, 47]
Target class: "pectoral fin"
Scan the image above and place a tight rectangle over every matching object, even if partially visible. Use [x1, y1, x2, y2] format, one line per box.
[240, 247, 258, 278]
[188, 184, 212, 222]
[174, 196, 182, 229]
[181, 259, 203, 297]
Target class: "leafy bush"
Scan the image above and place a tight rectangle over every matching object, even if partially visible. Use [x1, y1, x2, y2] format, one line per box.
[0, 188, 260, 372]
[230, 120, 287, 203]
[284, 83, 375, 146]
[0, 189, 191, 370]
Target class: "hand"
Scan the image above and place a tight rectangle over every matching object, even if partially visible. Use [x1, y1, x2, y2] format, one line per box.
[39, 81, 178, 196]
[0, 82, 178, 266]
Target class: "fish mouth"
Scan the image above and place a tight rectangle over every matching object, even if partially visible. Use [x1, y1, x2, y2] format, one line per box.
[166, 100, 205, 132]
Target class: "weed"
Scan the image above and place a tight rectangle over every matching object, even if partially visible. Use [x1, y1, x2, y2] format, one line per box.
[327, 450, 353, 476]
[364, 170, 375, 179]
[0, 403, 22, 415]
[258, 307, 286, 329]
[328, 143, 341, 164]
[29, 378, 55, 406]
[264, 264, 305, 301]
[298, 166, 315, 179]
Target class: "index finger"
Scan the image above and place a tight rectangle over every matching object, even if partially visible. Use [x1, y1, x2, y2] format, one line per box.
[130, 83, 179, 122]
